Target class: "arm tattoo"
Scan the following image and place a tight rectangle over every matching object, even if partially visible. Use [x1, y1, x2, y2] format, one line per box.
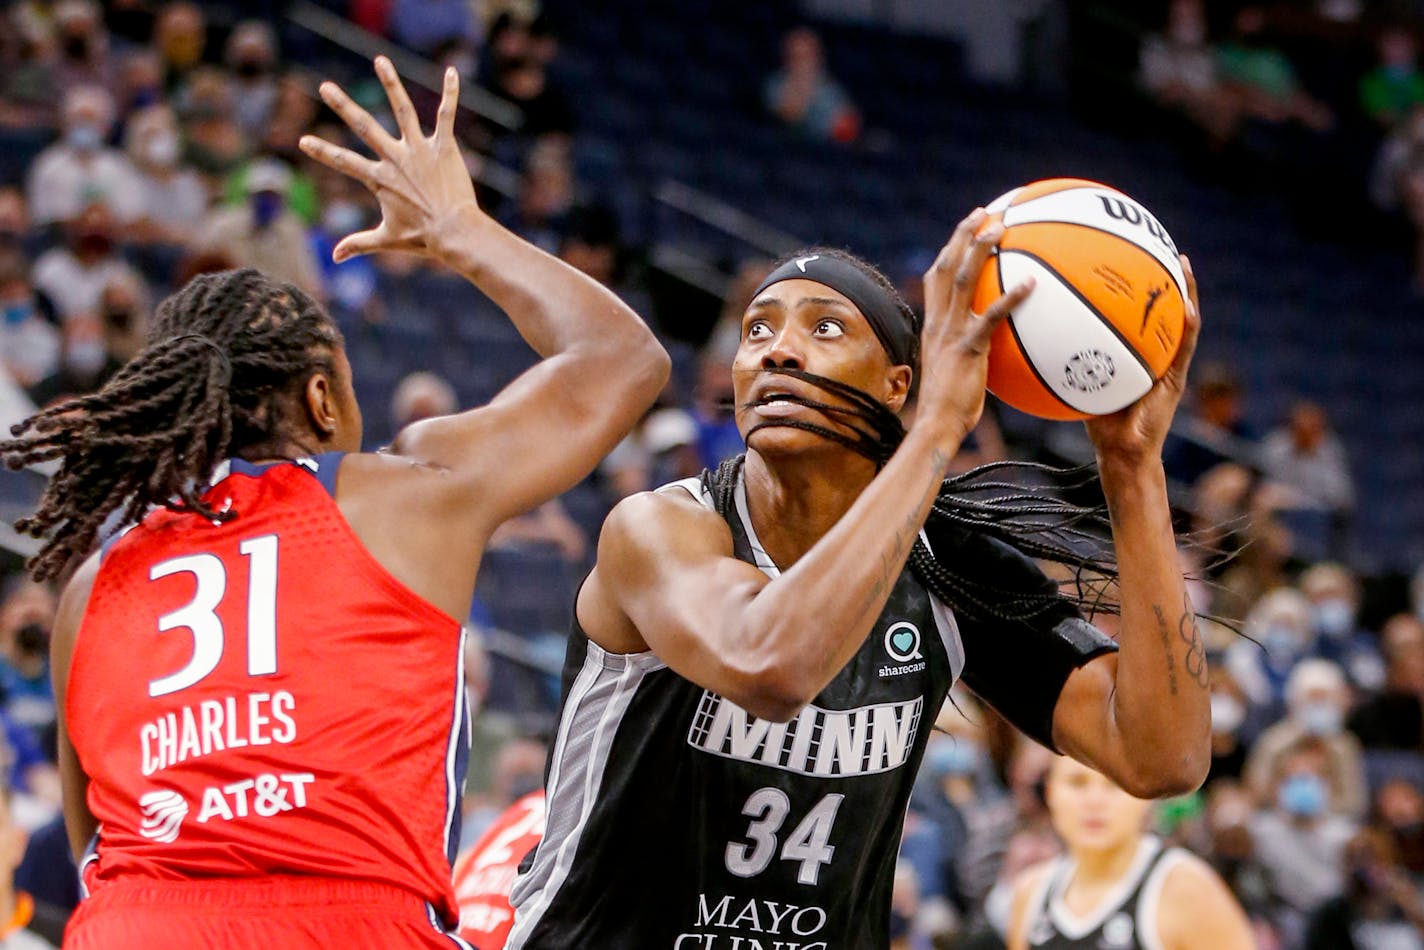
[1179, 590, 1208, 689]
[1152, 603, 1179, 697]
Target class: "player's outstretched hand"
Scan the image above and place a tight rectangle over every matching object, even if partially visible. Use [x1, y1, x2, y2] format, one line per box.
[1084, 254, 1202, 463]
[300, 56, 478, 263]
[916, 209, 1035, 442]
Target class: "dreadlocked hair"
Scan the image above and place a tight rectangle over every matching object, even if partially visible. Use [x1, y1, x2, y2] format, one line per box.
[0, 268, 340, 581]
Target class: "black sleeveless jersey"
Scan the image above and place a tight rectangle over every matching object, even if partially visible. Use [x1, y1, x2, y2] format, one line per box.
[1023, 837, 1189, 950]
[508, 468, 1118, 950]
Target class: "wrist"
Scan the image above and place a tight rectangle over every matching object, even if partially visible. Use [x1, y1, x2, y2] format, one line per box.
[428, 201, 492, 266]
[1094, 448, 1164, 481]
[906, 415, 969, 467]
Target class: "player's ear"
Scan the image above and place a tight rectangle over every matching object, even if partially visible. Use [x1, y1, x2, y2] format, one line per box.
[884, 364, 913, 414]
[303, 370, 339, 441]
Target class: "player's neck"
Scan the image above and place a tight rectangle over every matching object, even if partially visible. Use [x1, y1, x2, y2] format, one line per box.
[1069, 837, 1143, 890]
[742, 449, 878, 567]
[237, 434, 327, 465]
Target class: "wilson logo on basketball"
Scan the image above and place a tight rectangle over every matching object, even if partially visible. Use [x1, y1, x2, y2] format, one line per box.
[1097, 196, 1177, 254]
[137, 789, 189, 843]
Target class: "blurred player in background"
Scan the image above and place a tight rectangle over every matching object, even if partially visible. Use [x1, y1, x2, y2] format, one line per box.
[0, 57, 666, 949]
[1007, 756, 1254, 950]
[506, 211, 1212, 947]
[452, 790, 546, 949]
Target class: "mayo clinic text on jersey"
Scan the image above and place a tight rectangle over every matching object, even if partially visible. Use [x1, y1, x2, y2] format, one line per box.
[139, 690, 297, 776]
[687, 692, 922, 778]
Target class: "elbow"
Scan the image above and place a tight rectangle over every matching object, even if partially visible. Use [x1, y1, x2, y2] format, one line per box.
[636, 336, 672, 401]
[1117, 746, 1211, 799]
[727, 650, 817, 724]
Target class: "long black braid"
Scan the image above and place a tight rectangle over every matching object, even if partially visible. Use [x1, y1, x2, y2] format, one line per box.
[0, 269, 340, 580]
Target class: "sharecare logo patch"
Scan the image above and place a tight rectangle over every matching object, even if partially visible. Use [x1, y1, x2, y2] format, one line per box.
[687, 692, 922, 778]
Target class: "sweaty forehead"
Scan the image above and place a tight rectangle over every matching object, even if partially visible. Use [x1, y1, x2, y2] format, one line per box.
[746, 278, 864, 321]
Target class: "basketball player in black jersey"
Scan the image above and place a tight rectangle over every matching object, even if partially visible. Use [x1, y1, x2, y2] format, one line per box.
[1007, 756, 1252, 950]
[506, 210, 1212, 949]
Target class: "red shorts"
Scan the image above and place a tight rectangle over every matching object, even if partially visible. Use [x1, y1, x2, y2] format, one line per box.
[63, 877, 474, 950]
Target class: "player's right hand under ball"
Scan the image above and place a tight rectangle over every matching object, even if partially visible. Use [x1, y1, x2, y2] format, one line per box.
[300, 55, 480, 264]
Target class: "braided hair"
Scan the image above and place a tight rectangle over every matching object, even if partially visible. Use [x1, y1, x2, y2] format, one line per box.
[1, 269, 341, 580]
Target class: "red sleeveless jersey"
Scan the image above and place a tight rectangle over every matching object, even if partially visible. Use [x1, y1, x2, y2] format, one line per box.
[66, 455, 469, 928]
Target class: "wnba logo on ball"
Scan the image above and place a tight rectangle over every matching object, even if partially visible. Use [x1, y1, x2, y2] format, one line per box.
[1063, 350, 1116, 393]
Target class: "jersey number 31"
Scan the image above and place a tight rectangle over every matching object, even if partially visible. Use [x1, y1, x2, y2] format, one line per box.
[147, 535, 279, 697]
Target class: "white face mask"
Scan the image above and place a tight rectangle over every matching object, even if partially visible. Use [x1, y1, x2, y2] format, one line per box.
[144, 132, 180, 167]
[1297, 700, 1343, 736]
[64, 339, 107, 375]
[1211, 692, 1245, 734]
[1314, 598, 1355, 638]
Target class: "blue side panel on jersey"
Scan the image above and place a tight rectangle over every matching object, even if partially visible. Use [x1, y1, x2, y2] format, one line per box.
[448, 696, 471, 867]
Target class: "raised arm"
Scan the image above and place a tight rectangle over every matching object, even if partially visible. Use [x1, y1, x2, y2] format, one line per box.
[1050, 256, 1211, 797]
[299, 58, 668, 525]
[581, 212, 1033, 721]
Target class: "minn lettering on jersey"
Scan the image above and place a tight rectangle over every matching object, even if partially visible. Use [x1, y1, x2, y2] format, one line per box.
[686, 691, 923, 778]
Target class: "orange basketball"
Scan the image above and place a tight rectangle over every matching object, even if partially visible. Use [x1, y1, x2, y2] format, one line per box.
[971, 178, 1187, 421]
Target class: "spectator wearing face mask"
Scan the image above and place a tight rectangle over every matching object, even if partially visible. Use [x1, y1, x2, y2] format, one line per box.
[0, 253, 59, 390]
[24, 86, 143, 228]
[1298, 562, 1385, 691]
[310, 187, 378, 319]
[1226, 586, 1317, 718]
[197, 158, 322, 298]
[1251, 735, 1358, 939]
[1245, 659, 1368, 819]
[1207, 667, 1261, 784]
[223, 21, 281, 139]
[29, 202, 142, 323]
[1349, 614, 1424, 754]
[50, 0, 114, 99]
[0, 579, 56, 745]
[25, 271, 146, 407]
[124, 104, 208, 247]
[1303, 826, 1424, 950]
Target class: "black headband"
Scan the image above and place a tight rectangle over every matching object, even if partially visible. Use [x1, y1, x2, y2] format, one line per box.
[752, 253, 918, 369]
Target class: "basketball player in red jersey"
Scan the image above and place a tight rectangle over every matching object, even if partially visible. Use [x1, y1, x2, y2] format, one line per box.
[0, 58, 667, 948]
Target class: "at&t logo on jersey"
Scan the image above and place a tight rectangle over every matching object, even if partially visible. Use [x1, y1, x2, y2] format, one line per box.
[879, 621, 926, 679]
[687, 692, 922, 778]
[137, 789, 188, 843]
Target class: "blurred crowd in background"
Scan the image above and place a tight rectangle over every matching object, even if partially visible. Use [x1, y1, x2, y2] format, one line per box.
[0, 1, 1422, 949]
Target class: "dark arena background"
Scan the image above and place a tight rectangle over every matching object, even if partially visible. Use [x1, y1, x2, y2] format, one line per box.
[1, 1, 1423, 948]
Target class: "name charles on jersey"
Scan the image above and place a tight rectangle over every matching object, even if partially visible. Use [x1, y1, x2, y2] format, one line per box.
[139, 689, 297, 776]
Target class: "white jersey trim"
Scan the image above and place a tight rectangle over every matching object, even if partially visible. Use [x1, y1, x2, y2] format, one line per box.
[505, 641, 662, 949]
[1136, 846, 1191, 950]
[1047, 836, 1161, 939]
[917, 528, 966, 682]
